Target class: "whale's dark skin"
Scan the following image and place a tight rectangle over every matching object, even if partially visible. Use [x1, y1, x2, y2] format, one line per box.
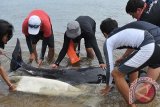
[10, 39, 106, 85]
[10, 39, 147, 85]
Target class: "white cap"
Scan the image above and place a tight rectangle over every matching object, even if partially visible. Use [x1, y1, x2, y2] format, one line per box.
[28, 15, 41, 35]
[66, 21, 81, 39]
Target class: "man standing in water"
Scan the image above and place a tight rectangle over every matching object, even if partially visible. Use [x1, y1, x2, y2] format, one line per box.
[0, 19, 16, 91]
[51, 16, 106, 69]
[100, 18, 160, 107]
[22, 10, 54, 67]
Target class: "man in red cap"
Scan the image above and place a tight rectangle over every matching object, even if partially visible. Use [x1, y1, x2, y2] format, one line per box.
[22, 10, 54, 67]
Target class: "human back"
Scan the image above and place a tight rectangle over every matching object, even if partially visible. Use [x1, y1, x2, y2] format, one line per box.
[22, 9, 52, 37]
[119, 21, 160, 44]
[76, 16, 96, 34]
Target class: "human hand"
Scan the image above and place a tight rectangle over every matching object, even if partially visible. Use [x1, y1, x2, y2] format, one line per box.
[115, 57, 124, 66]
[38, 59, 43, 67]
[0, 49, 5, 55]
[29, 53, 38, 63]
[99, 64, 107, 70]
[50, 64, 58, 69]
[100, 85, 111, 96]
[9, 84, 16, 91]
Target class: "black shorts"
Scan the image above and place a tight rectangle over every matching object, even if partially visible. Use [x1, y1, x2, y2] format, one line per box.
[85, 41, 92, 48]
[84, 22, 96, 49]
[31, 31, 54, 48]
[118, 43, 160, 74]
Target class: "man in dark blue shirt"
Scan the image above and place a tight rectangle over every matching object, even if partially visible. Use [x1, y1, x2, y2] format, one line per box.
[126, 0, 160, 27]
[0, 19, 16, 91]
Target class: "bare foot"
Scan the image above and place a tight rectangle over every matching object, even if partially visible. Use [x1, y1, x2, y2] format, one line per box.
[100, 85, 112, 96]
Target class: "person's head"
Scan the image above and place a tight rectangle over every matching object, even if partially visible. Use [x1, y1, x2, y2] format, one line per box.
[126, 0, 145, 19]
[100, 18, 118, 38]
[28, 15, 41, 35]
[0, 19, 14, 45]
[66, 21, 81, 39]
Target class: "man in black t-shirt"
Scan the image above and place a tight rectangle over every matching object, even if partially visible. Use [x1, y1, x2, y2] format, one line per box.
[51, 16, 106, 69]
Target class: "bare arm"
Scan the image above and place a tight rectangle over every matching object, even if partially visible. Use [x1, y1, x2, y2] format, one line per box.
[116, 49, 135, 65]
[122, 49, 134, 58]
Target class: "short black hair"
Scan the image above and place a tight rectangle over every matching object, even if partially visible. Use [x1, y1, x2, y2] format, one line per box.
[0, 19, 14, 41]
[126, 0, 145, 13]
[100, 18, 118, 34]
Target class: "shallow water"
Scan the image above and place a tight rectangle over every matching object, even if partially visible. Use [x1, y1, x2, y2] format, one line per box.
[0, 0, 160, 107]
